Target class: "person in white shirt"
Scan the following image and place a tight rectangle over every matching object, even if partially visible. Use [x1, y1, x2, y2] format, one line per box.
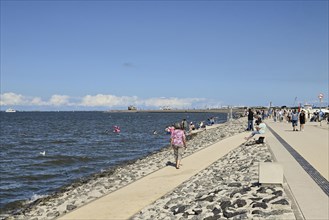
[245, 118, 266, 141]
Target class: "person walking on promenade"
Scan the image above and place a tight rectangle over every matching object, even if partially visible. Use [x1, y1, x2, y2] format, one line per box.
[247, 108, 254, 131]
[291, 109, 299, 131]
[279, 109, 283, 122]
[170, 122, 187, 169]
[273, 109, 277, 122]
[299, 110, 306, 131]
[245, 118, 266, 141]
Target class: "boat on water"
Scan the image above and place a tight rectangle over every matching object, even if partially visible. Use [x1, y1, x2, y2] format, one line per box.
[5, 108, 16, 113]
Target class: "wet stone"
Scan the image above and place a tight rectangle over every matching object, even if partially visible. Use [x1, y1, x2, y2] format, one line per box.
[251, 182, 261, 187]
[212, 207, 221, 216]
[193, 209, 202, 215]
[256, 187, 268, 194]
[262, 196, 278, 203]
[239, 186, 251, 194]
[272, 190, 283, 196]
[234, 199, 247, 208]
[251, 210, 263, 215]
[66, 204, 77, 211]
[252, 202, 268, 209]
[171, 205, 187, 215]
[223, 208, 247, 218]
[272, 199, 289, 205]
[196, 195, 215, 202]
[204, 215, 221, 220]
[46, 211, 60, 218]
[220, 201, 232, 210]
[249, 197, 262, 201]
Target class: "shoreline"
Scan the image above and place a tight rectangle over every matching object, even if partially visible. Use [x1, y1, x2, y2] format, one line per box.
[2, 117, 305, 219]
[1, 118, 246, 219]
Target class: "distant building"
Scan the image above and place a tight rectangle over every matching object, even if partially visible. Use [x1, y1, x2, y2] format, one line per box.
[303, 104, 312, 111]
[128, 105, 137, 110]
[160, 106, 171, 110]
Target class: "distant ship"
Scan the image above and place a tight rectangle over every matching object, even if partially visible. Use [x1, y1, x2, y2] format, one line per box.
[128, 105, 137, 110]
[5, 108, 16, 113]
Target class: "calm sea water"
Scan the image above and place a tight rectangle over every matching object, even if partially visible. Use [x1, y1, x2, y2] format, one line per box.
[0, 111, 226, 212]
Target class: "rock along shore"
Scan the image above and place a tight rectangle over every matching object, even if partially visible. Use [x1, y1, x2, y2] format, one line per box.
[2, 118, 296, 220]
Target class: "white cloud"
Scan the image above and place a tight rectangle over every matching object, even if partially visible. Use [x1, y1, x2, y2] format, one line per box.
[0, 93, 72, 106]
[30, 97, 47, 106]
[0, 92, 209, 109]
[0, 92, 29, 105]
[80, 94, 139, 107]
[49, 95, 70, 106]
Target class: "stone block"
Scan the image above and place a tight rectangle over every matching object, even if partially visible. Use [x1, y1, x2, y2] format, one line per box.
[259, 162, 283, 184]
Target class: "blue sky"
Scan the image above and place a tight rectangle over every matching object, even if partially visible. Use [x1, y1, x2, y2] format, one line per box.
[1, 0, 328, 110]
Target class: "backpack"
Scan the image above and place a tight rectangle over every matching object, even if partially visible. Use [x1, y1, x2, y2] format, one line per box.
[256, 136, 265, 144]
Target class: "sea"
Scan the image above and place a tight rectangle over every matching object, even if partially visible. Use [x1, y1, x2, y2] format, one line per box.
[0, 111, 227, 213]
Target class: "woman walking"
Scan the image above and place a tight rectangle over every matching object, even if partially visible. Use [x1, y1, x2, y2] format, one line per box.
[170, 122, 187, 169]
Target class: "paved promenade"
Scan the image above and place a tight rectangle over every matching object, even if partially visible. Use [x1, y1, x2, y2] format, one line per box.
[57, 120, 329, 220]
[265, 120, 329, 220]
[266, 121, 328, 180]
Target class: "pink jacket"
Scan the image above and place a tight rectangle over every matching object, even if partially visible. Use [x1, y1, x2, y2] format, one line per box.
[171, 129, 186, 147]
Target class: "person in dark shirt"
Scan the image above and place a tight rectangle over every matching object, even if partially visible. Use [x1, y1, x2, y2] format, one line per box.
[181, 119, 188, 133]
[299, 110, 306, 131]
[247, 108, 254, 131]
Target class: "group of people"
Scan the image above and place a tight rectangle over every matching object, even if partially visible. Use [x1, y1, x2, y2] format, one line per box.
[246, 107, 308, 137]
[310, 110, 327, 122]
[171, 112, 267, 169]
[272, 108, 306, 131]
[170, 107, 327, 170]
[290, 109, 306, 131]
[245, 108, 267, 141]
[165, 118, 213, 135]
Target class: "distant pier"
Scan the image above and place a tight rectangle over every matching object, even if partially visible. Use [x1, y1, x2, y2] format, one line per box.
[105, 108, 244, 114]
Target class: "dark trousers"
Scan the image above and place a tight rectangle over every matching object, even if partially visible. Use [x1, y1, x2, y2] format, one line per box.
[247, 120, 254, 131]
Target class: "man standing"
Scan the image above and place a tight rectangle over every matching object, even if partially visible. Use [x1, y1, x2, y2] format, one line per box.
[247, 108, 254, 131]
[181, 119, 188, 133]
[299, 110, 306, 131]
[291, 109, 299, 131]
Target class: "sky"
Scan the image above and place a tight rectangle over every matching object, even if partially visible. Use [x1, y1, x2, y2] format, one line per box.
[1, 0, 328, 111]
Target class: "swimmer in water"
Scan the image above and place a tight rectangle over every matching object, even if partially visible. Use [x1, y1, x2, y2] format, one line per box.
[113, 126, 121, 133]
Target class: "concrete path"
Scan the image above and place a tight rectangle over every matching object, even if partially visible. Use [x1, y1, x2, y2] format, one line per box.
[266, 121, 328, 180]
[58, 132, 247, 220]
[266, 120, 329, 220]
